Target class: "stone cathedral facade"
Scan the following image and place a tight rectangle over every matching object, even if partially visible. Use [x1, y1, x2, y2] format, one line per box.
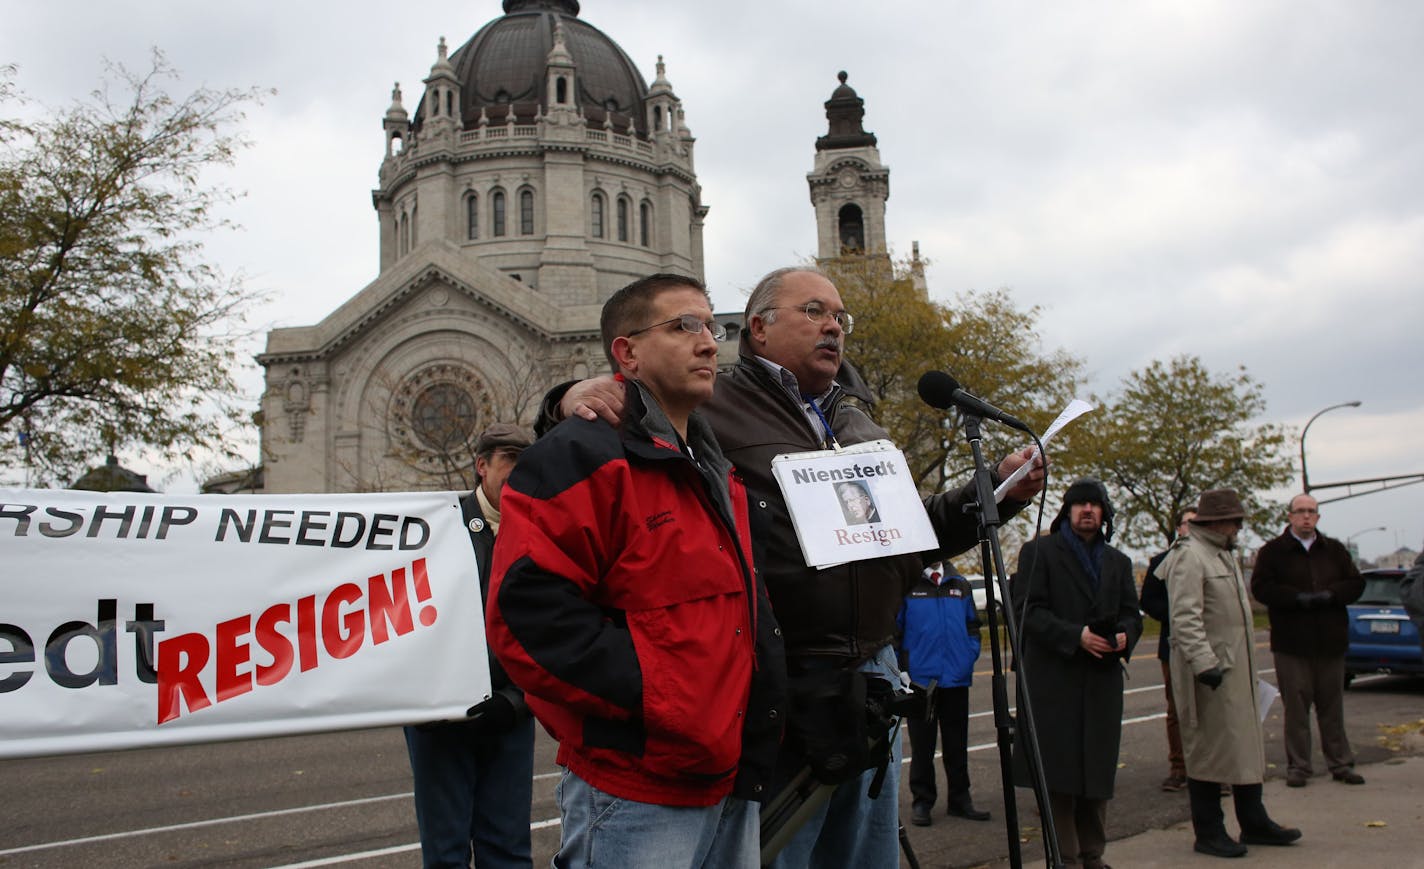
[252, 0, 893, 494]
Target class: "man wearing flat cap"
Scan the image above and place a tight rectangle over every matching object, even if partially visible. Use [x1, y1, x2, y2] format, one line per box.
[404, 422, 537, 869]
[1011, 478, 1141, 869]
[1164, 489, 1300, 858]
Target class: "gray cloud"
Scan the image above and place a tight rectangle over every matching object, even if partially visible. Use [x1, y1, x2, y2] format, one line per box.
[4, 0, 1420, 557]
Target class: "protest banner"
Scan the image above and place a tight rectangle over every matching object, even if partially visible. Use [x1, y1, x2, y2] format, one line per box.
[0, 489, 487, 759]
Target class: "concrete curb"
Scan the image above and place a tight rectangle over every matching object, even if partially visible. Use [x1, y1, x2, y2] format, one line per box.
[984, 755, 1424, 868]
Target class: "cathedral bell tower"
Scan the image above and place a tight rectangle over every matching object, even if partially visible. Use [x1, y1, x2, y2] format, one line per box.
[807, 71, 890, 261]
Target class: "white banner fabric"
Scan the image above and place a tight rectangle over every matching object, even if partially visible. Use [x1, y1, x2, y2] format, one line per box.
[0, 489, 489, 759]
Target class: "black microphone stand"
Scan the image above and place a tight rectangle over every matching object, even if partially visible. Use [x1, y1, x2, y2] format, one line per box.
[959, 412, 1063, 869]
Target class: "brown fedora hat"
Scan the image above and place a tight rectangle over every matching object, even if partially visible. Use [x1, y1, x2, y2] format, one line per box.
[1191, 488, 1246, 523]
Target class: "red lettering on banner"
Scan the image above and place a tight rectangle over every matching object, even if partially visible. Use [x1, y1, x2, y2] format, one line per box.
[412, 558, 437, 627]
[154, 557, 439, 724]
[296, 594, 318, 673]
[254, 603, 292, 686]
[321, 583, 364, 659]
[368, 568, 414, 643]
[215, 615, 253, 703]
[156, 632, 213, 724]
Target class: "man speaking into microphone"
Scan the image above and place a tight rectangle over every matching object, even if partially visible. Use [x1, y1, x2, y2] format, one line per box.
[542, 265, 1045, 868]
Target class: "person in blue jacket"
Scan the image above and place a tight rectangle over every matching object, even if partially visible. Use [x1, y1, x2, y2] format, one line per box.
[898, 561, 991, 827]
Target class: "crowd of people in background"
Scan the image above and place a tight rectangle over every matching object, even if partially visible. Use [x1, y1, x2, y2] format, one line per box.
[402, 264, 1382, 868]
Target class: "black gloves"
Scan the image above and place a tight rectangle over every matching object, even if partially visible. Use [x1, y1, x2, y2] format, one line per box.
[465, 693, 516, 735]
[1296, 590, 1333, 609]
[1196, 667, 1224, 689]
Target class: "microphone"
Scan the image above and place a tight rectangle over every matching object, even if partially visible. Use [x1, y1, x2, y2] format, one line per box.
[916, 371, 1033, 433]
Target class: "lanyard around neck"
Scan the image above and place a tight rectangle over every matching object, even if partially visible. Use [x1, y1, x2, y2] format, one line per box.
[806, 396, 842, 451]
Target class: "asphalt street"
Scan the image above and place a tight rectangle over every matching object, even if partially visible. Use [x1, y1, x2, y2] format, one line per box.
[1, 629, 1419, 869]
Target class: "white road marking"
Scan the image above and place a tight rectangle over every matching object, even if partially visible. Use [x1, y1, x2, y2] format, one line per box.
[11, 663, 1399, 863]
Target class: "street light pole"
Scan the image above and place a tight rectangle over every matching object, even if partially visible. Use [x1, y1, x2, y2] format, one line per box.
[1300, 401, 1361, 493]
[1344, 526, 1386, 567]
[1346, 526, 1386, 545]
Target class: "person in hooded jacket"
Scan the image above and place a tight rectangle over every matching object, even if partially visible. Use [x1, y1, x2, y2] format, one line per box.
[1010, 478, 1141, 869]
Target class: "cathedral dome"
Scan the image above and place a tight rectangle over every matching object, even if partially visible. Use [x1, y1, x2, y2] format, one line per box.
[415, 0, 651, 136]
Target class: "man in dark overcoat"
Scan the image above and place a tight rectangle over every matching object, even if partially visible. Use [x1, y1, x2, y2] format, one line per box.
[1011, 478, 1141, 869]
[1249, 493, 1365, 788]
[404, 423, 536, 869]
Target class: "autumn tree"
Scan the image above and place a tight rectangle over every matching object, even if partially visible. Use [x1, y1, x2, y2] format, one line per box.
[0, 53, 268, 485]
[1084, 355, 1295, 551]
[824, 256, 1084, 498]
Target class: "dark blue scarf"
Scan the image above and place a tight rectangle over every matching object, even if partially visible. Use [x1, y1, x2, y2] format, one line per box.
[1060, 524, 1105, 589]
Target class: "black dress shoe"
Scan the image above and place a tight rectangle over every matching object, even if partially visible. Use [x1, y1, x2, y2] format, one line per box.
[1193, 831, 1247, 858]
[1333, 770, 1365, 785]
[946, 801, 991, 822]
[911, 803, 932, 827]
[1240, 821, 1302, 846]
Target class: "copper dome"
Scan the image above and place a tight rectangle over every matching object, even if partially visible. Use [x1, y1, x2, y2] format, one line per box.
[415, 0, 652, 137]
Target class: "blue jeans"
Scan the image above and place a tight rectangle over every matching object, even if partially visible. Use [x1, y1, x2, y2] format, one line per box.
[404, 715, 535, 869]
[768, 645, 904, 869]
[554, 768, 758, 869]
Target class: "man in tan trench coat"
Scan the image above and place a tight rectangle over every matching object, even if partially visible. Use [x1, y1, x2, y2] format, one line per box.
[1164, 489, 1301, 858]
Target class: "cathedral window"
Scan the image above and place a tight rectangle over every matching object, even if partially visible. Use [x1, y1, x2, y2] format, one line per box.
[410, 205, 418, 248]
[639, 200, 651, 247]
[399, 212, 410, 256]
[390, 365, 493, 475]
[411, 383, 477, 453]
[837, 203, 865, 253]
[591, 192, 605, 238]
[617, 197, 629, 243]
[466, 194, 479, 240]
[520, 189, 535, 235]
[492, 190, 506, 237]
[556, 76, 568, 104]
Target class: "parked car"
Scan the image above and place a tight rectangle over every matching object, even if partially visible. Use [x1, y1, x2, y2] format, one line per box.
[968, 572, 991, 612]
[1344, 568, 1424, 686]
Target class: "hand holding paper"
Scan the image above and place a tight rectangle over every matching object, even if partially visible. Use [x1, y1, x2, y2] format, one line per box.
[993, 399, 1095, 503]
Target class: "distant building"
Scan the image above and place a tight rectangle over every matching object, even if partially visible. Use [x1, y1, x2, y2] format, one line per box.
[248, 0, 908, 495]
[255, 0, 705, 494]
[71, 455, 156, 493]
[1376, 547, 1420, 570]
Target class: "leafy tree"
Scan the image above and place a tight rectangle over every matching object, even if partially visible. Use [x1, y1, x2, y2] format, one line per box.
[0, 53, 268, 485]
[823, 256, 1084, 497]
[1084, 355, 1295, 551]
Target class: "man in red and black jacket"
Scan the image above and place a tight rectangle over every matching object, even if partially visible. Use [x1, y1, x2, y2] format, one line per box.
[487, 274, 785, 869]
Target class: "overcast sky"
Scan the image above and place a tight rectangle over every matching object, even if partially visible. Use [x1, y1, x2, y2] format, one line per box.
[5, 1, 1421, 559]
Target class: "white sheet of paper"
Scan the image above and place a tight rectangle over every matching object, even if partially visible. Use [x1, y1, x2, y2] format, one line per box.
[993, 398, 1096, 503]
[771, 440, 938, 569]
[1257, 678, 1280, 723]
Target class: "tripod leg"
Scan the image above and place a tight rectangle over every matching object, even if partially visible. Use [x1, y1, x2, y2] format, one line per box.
[898, 823, 922, 869]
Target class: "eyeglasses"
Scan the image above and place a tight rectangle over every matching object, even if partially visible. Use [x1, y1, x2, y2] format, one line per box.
[1289, 508, 1319, 515]
[626, 313, 727, 341]
[760, 301, 854, 333]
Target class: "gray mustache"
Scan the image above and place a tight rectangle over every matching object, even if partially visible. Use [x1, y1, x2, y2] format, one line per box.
[815, 337, 842, 352]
